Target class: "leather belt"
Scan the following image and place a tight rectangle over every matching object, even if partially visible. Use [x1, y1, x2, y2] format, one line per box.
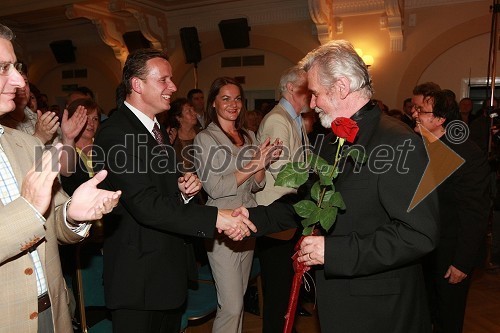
[38, 293, 51, 312]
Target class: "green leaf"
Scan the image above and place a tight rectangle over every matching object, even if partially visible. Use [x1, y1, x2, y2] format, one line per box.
[311, 181, 321, 202]
[309, 206, 322, 224]
[319, 173, 333, 186]
[320, 189, 335, 208]
[319, 207, 338, 232]
[317, 164, 335, 178]
[332, 166, 339, 179]
[302, 225, 315, 236]
[275, 162, 308, 188]
[300, 216, 317, 228]
[293, 200, 318, 218]
[329, 192, 346, 210]
[309, 154, 330, 173]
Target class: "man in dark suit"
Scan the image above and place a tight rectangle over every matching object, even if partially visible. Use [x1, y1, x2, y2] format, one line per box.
[412, 87, 490, 333]
[402, 97, 416, 128]
[295, 40, 440, 332]
[93, 49, 261, 333]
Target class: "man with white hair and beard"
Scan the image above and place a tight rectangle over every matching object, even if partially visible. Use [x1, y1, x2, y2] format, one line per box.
[295, 40, 440, 333]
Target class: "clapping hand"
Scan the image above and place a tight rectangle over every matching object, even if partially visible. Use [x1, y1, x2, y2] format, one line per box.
[254, 137, 283, 170]
[68, 170, 122, 222]
[34, 111, 59, 144]
[21, 143, 62, 215]
[61, 106, 87, 144]
[216, 206, 257, 241]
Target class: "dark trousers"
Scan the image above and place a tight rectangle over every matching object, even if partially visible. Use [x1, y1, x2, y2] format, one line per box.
[427, 272, 472, 333]
[423, 245, 473, 333]
[111, 308, 182, 333]
[256, 236, 295, 333]
[492, 209, 500, 264]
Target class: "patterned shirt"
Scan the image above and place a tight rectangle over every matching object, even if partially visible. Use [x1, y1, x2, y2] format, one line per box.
[0, 125, 47, 296]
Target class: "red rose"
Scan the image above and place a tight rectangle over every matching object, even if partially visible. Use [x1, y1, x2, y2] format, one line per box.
[331, 117, 359, 143]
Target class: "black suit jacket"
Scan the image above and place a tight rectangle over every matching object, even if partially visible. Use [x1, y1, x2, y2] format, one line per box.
[93, 105, 219, 310]
[314, 103, 439, 333]
[430, 135, 490, 275]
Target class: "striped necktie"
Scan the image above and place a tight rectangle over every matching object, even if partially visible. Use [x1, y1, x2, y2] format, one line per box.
[152, 123, 165, 145]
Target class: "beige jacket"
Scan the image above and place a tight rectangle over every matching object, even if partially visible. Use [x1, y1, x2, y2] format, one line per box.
[256, 103, 309, 206]
[0, 126, 85, 332]
[255, 103, 309, 240]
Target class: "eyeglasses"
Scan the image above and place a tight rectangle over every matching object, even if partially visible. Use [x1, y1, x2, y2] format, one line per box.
[0, 62, 23, 76]
[412, 104, 433, 115]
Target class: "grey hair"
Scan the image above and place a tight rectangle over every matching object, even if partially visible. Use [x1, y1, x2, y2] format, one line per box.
[279, 65, 306, 93]
[0, 24, 15, 41]
[299, 40, 373, 99]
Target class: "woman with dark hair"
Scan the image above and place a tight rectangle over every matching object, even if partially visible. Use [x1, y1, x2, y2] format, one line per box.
[61, 97, 101, 195]
[59, 97, 102, 325]
[167, 97, 199, 174]
[194, 77, 281, 332]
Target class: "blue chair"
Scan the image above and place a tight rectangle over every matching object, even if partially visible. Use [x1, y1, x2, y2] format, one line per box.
[76, 246, 112, 333]
[197, 263, 214, 281]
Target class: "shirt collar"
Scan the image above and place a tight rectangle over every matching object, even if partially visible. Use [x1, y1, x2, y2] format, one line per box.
[279, 98, 300, 121]
[279, 98, 303, 131]
[124, 101, 161, 133]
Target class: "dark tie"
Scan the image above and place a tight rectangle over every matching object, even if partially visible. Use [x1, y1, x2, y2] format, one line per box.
[152, 123, 165, 145]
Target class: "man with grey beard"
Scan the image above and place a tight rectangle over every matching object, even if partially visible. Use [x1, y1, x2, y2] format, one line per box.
[295, 40, 440, 333]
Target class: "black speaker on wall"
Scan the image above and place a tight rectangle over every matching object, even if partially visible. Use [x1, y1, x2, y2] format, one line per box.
[218, 18, 250, 49]
[180, 27, 201, 64]
[49, 40, 76, 63]
[123, 31, 152, 52]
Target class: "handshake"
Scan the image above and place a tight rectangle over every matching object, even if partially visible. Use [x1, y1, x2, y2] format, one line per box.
[215, 207, 255, 241]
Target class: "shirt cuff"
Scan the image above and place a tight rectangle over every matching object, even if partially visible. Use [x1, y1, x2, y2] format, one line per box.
[19, 197, 46, 223]
[181, 192, 194, 204]
[63, 199, 91, 236]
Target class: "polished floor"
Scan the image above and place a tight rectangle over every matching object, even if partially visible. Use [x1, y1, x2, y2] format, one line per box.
[185, 268, 500, 333]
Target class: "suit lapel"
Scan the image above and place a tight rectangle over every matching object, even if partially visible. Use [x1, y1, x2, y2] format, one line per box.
[118, 105, 177, 178]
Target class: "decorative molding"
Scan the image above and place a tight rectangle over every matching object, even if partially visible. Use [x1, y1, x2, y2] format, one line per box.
[332, 0, 385, 17]
[335, 18, 344, 34]
[66, 4, 128, 67]
[309, 0, 333, 44]
[405, 0, 483, 10]
[109, 0, 167, 50]
[385, 0, 403, 52]
[308, 0, 404, 49]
